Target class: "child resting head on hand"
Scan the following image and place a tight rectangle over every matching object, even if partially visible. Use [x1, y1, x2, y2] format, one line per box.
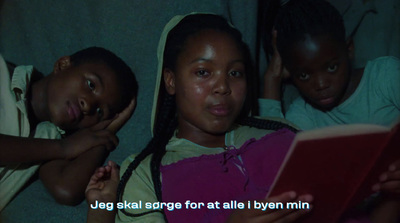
[0, 46, 138, 209]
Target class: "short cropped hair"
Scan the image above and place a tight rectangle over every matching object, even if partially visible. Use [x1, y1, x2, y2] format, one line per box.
[273, 0, 346, 63]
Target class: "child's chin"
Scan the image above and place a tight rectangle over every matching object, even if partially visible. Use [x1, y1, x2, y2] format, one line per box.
[315, 103, 336, 112]
[308, 100, 337, 112]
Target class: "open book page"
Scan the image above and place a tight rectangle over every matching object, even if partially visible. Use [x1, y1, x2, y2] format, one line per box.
[293, 124, 389, 141]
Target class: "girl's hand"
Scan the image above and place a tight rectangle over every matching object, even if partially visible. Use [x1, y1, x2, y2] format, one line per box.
[107, 98, 136, 133]
[263, 30, 290, 100]
[86, 160, 120, 205]
[369, 160, 400, 223]
[373, 159, 400, 195]
[60, 120, 119, 159]
[226, 191, 313, 223]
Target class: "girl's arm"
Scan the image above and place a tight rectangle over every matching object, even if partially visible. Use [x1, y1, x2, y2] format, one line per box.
[39, 146, 110, 205]
[0, 134, 64, 164]
[263, 30, 290, 101]
[260, 30, 292, 120]
[369, 159, 400, 222]
[0, 120, 117, 165]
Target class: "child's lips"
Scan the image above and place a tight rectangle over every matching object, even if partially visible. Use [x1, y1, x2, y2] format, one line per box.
[318, 96, 335, 106]
[208, 104, 230, 116]
[67, 103, 82, 121]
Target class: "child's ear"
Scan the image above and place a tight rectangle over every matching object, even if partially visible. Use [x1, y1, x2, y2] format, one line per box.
[163, 68, 176, 95]
[53, 56, 72, 74]
[346, 38, 355, 60]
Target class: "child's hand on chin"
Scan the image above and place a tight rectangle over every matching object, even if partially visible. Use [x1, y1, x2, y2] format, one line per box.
[226, 191, 313, 223]
[86, 160, 120, 205]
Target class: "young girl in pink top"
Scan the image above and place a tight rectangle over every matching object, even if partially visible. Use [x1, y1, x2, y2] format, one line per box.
[86, 13, 400, 223]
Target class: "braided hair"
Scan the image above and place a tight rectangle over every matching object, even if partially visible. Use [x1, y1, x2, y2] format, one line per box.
[117, 14, 298, 220]
[272, 0, 346, 64]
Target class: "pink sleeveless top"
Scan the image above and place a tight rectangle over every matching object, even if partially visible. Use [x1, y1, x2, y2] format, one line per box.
[160, 129, 294, 222]
[159, 128, 372, 223]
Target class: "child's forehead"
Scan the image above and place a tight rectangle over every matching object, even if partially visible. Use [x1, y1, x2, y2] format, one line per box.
[292, 34, 345, 54]
[73, 62, 122, 87]
[299, 33, 342, 44]
[186, 30, 243, 52]
[286, 35, 347, 68]
[76, 62, 118, 77]
[76, 61, 112, 70]
[180, 31, 244, 62]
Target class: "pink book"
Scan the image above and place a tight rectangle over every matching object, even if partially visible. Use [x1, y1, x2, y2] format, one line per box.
[267, 119, 400, 223]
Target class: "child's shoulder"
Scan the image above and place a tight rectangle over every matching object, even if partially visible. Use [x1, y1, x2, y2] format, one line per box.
[233, 124, 273, 140]
[363, 56, 400, 81]
[232, 117, 298, 147]
[120, 153, 154, 185]
[366, 56, 400, 71]
[121, 153, 152, 170]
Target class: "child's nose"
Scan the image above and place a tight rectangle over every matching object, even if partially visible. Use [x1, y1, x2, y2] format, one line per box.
[314, 74, 330, 91]
[213, 74, 231, 95]
[79, 97, 96, 114]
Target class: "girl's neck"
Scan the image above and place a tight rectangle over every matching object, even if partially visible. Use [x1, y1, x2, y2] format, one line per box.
[176, 128, 226, 148]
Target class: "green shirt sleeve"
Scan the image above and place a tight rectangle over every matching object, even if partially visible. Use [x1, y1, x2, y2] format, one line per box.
[116, 155, 165, 223]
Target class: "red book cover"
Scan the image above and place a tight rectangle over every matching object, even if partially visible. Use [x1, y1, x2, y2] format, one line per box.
[267, 122, 400, 223]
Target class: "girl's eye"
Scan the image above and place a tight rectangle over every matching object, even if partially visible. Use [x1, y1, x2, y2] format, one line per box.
[327, 64, 338, 73]
[87, 79, 95, 91]
[96, 107, 103, 117]
[195, 69, 210, 77]
[229, 71, 244, 77]
[298, 72, 310, 81]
